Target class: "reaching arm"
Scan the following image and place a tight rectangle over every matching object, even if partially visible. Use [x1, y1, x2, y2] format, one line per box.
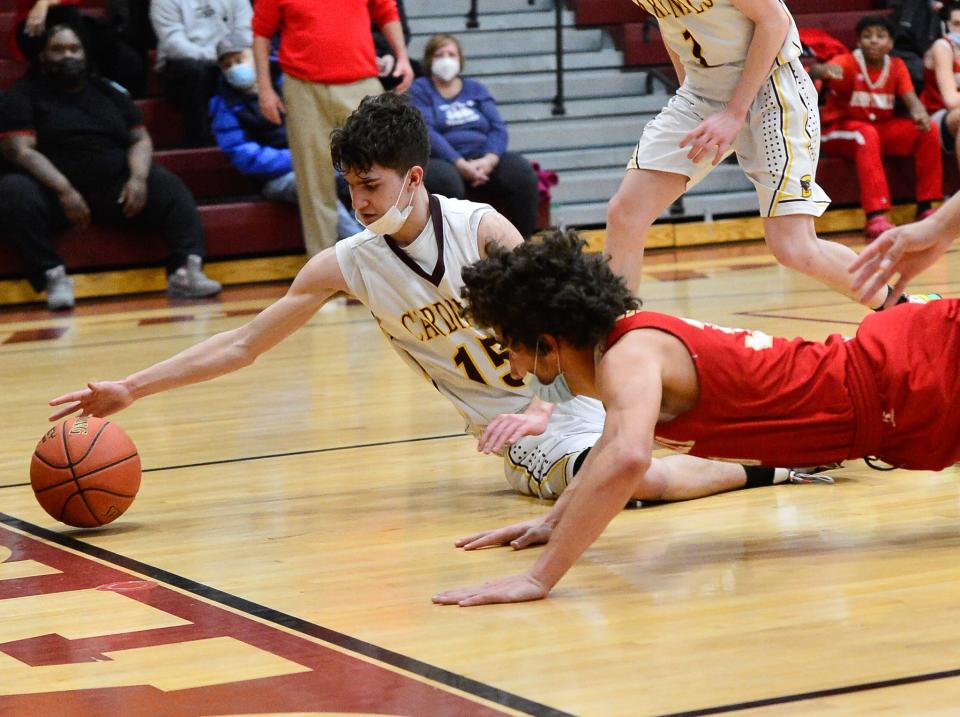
[434, 338, 664, 605]
[680, 0, 790, 165]
[850, 190, 960, 304]
[49, 250, 349, 419]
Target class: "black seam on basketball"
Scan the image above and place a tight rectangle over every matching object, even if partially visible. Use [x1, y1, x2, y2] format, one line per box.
[70, 420, 112, 465]
[59, 424, 76, 523]
[31, 450, 70, 470]
[61, 491, 97, 526]
[33, 475, 82, 494]
[62, 420, 102, 525]
[72, 452, 140, 481]
[79, 487, 138, 499]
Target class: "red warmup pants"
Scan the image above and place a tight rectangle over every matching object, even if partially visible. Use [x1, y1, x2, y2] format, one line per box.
[821, 117, 943, 215]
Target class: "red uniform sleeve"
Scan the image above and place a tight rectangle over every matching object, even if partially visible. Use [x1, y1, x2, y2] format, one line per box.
[891, 56, 915, 96]
[368, 0, 400, 29]
[251, 0, 281, 39]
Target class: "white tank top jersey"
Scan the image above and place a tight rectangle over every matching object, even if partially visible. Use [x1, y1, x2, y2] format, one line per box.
[631, 0, 803, 101]
[335, 194, 532, 438]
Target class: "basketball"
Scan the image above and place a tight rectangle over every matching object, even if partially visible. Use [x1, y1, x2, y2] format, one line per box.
[30, 416, 141, 528]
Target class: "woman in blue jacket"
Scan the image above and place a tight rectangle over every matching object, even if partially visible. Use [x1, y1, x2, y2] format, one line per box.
[408, 33, 540, 238]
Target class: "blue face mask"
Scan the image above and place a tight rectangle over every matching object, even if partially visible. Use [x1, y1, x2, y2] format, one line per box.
[527, 339, 577, 404]
[225, 62, 256, 91]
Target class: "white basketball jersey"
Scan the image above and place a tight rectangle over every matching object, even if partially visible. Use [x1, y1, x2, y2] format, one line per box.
[631, 0, 802, 101]
[335, 195, 531, 437]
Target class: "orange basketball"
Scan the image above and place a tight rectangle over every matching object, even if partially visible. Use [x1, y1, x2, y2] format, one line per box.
[31, 416, 141, 528]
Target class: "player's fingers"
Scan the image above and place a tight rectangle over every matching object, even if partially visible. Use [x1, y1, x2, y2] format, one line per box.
[454, 530, 490, 547]
[463, 530, 515, 550]
[47, 403, 80, 421]
[510, 527, 542, 549]
[49, 389, 88, 406]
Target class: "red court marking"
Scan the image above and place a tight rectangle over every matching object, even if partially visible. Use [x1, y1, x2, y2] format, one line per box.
[0, 525, 515, 716]
[647, 270, 708, 281]
[138, 316, 195, 326]
[3, 328, 68, 344]
[97, 580, 158, 592]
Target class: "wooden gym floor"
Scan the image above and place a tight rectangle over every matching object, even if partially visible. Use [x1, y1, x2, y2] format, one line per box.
[1, 233, 959, 716]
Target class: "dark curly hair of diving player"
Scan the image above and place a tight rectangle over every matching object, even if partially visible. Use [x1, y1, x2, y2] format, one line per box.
[460, 229, 640, 350]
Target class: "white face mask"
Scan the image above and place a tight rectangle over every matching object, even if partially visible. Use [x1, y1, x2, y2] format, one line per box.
[431, 56, 460, 82]
[527, 339, 576, 404]
[354, 170, 415, 235]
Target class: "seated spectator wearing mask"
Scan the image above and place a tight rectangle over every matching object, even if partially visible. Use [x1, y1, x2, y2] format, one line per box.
[12, 0, 146, 97]
[209, 33, 363, 239]
[408, 33, 539, 238]
[150, 0, 252, 147]
[0, 24, 222, 310]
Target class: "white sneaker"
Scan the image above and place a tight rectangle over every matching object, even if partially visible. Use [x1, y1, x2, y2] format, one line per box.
[166, 255, 222, 298]
[44, 265, 75, 311]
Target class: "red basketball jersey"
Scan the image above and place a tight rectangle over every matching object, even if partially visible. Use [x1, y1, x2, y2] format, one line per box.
[820, 51, 913, 125]
[603, 311, 857, 467]
[920, 38, 960, 113]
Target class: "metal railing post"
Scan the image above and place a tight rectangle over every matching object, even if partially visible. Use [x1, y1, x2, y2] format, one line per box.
[466, 0, 479, 28]
[551, 0, 566, 115]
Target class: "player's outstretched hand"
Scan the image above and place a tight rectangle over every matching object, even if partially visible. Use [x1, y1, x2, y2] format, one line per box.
[48, 381, 134, 421]
[680, 109, 744, 166]
[849, 219, 953, 306]
[455, 517, 553, 551]
[477, 410, 549, 454]
[433, 572, 549, 606]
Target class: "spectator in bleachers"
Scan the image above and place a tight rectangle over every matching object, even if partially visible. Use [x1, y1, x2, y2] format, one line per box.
[252, 0, 413, 256]
[890, 0, 944, 91]
[920, 2, 960, 171]
[150, 0, 252, 147]
[0, 24, 222, 310]
[209, 32, 363, 238]
[12, 0, 145, 96]
[408, 33, 540, 239]
[820, 15, 942, 239]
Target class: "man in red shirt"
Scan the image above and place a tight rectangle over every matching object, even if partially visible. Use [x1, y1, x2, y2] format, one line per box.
[820, 15, 942, 239]
[432, 230, 960, 605]
[252, 0, 414, 256]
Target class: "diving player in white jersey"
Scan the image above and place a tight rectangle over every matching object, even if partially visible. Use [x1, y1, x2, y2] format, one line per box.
[48, 93, 806, 507]
[605, 0, 911, 311]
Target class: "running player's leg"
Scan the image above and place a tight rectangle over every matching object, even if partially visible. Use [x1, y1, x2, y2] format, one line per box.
[605, 169, 686, 293]
[737, 60, 891, 308]
[607, 90, 724, 292]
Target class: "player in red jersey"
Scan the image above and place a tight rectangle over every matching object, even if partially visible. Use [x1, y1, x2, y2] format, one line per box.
[819, 15, 942, 239]
[432, 230, 960, 606]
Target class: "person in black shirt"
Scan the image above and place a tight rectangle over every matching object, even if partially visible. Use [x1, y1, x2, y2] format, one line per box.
[0, 24, 221, 310]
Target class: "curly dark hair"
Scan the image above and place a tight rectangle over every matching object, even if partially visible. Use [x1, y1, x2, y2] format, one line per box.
[461, 229, 640, 350]
[330, 93, 430, 175]
[855, 14, 894, 38]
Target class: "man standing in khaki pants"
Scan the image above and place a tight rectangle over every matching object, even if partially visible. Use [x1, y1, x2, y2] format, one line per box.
[251, 0, 413, 255]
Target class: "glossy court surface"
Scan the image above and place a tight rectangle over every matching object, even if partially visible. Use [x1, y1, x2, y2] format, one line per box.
[1, 235, 958, 716]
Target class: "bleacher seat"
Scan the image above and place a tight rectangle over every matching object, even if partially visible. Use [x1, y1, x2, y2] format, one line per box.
[0, 200, 303, 278]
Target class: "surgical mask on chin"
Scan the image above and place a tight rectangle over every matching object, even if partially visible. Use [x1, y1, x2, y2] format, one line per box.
[355, 170, 415, 235]
[225, 62, 256, 91]
[948, 32, 960, 49]
[431, 57, 460, 82]
[528, 340, 577, 404]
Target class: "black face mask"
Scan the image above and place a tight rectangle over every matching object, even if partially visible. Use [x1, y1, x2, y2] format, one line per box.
[44, 57, 87, 87]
